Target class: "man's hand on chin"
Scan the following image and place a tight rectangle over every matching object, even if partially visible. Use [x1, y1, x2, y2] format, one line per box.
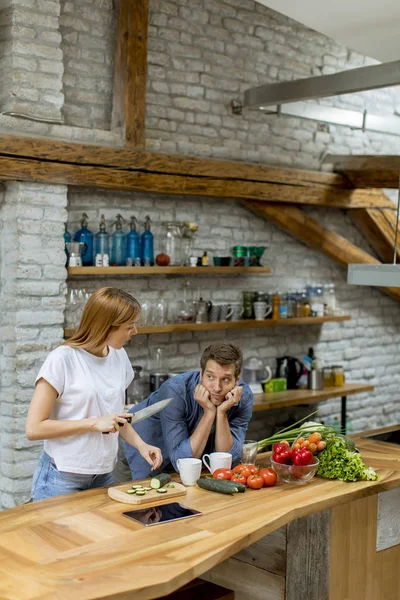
[194, 384, 217, 414]
[217, 385, 243, 414]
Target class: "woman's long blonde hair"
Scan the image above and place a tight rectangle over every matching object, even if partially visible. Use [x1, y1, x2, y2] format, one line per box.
[64, 287, 141, 349]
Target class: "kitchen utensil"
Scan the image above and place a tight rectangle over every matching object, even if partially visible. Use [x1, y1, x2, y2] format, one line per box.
[253, 301, 272, 320]
[65, 241, 85, 267]
[308, 369, 324, 390]
[176, 458, 202, 486]
[271, 457, 319, 485]
[108, 479, 187, 504]
[202, 452, 232, 474]
[193, 298, 211, 323]
[217, 303, 233, 321]
[213, 256, 232, 266]
[242, 357, 272, 394]
[209, 304, 220, 322]
[275, 356, 304, 389]
[103, 398, 173, 434]
[242, 291, 257, 319]
[229, 302, 244, 321]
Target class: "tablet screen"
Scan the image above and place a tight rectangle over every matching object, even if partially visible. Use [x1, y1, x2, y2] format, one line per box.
[122, 502, 202, 526]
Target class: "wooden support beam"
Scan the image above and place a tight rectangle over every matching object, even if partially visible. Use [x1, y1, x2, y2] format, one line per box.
[350, 208, 400, 264]
[0, 154, 394, 209]
[243, 200, 400, 302]
[0, 135, 394, 209]
[111, 0, 148, 147]
[323, 154, 400, 188]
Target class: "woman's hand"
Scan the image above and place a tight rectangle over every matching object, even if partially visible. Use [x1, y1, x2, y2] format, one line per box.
[138, 442, 163, 471]
[91, 413, 129, 433]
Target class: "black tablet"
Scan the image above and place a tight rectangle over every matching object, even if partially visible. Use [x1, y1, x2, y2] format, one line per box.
[122, 502, 202, 527]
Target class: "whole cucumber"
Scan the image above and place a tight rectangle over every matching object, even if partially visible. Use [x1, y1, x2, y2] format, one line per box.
[197, 478, 246, 495]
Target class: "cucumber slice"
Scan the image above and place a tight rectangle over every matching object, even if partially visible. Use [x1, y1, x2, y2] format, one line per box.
[135, 490, 146, 496]
[126, 489, 136, 494]
[156, 488, 168, 493]
[166, 484, 175, 488]
[132, 485, 144, 489]
[142, 486, 152, 491]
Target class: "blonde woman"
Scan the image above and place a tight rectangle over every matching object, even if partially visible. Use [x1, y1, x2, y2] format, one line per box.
[26, 287, 162, 501]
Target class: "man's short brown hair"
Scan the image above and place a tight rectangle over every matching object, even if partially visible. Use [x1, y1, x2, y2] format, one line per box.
[200, 342, 243, 378]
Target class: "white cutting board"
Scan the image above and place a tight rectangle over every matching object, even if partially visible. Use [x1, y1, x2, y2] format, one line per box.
[108, 479, 187, 505]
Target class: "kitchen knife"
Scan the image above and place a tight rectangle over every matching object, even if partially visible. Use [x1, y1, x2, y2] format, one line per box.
[102, 397, 173, 433]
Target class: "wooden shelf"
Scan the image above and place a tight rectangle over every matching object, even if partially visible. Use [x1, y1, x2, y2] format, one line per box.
[67, 265, 271, 276]
[64, 315, 351, 338]
[252, 383, 374, 413]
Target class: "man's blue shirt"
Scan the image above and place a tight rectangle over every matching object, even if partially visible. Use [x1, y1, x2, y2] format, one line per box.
[122, 370, 254, 479]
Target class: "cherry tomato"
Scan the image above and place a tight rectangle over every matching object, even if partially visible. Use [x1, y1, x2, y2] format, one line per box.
[259, 468, 277, 487]
[233, 464, 252, 479]
[213, 468, 233, 480]
[231, 472, 247, 486]
[247, 465, 260, 475]
[247, 474, 264, 489]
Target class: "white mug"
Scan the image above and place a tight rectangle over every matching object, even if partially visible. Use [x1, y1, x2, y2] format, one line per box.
[176, 458, 202, 486]
[253, 301, 272, 320]
[202, 452, 232, 474]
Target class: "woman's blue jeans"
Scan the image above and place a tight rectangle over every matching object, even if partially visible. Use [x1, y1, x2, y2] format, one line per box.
[31, 451, 114, 501]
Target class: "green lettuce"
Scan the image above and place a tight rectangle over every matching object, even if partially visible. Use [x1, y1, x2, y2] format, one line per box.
[317, 437, 378, 482]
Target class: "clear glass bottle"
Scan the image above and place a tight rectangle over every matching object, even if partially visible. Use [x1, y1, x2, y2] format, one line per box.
[163, 222, 183, 266]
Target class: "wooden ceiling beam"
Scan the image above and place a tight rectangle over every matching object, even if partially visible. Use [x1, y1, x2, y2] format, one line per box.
[0, 154, 394, 209]
[111, 0, 148, 147]
[324, 154, 400, 188]
[350, 208, 400, 264]
[242, 200, 400, 303]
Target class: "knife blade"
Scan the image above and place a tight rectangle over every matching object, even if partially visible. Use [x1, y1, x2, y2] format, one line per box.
[102, 397, 173, 433]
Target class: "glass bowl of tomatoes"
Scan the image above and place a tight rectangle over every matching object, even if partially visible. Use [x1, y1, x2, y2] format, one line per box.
[270, 456, 319, 485]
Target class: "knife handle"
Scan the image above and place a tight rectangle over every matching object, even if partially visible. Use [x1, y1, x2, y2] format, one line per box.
[102, 414, 132, 433]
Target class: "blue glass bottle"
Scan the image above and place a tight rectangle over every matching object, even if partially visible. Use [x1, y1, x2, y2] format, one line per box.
[126, 215, 141, 266]
[74, 213, 94, 266]
[95, 214, 110, 257]
[64, 223, 71, 267]
[141, 215, 154, 266]
[110, 214, 126, 266]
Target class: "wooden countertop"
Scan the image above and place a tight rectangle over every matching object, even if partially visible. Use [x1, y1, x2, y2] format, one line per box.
[0, 427, 398, 600]
[252, 382, 374, 412]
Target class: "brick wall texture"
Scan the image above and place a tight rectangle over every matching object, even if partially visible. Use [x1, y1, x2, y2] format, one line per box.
[0, 0, 399, 506]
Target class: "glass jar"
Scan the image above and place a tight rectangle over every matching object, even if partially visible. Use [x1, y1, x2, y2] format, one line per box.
[307, 285, 324, 317]
[323, 366, 334, 387]
[323, 283, 337, 316]
[163, 222, 184, 266]
[332, 365, 345, 387]
[286, 292, 296, 318]
[279, 293, 288, 319]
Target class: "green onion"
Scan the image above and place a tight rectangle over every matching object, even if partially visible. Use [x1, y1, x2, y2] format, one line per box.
[257, 412, 334, 450]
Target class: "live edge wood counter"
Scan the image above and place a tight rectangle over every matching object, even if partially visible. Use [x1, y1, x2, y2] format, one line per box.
[0, 429, 398, 600]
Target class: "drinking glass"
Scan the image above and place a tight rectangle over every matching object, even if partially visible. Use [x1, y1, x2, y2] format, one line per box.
[241, 440, 258, 465]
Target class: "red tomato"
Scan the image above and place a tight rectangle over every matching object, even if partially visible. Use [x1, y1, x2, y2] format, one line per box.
[231, 472, 247, 486]
[232, 464, 252, 479]
[247, 465, 260, 475]
[247, 474, 264, 489]
[259, 468, 277, 487]
[213, 468, 233, 480]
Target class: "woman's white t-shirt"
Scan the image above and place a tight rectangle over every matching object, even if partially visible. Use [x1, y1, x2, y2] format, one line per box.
[35, 345, 134, 474]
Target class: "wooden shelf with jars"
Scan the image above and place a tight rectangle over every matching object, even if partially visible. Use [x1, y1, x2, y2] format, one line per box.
[67, 266, 272, 275]
[64, 315, 350, 338]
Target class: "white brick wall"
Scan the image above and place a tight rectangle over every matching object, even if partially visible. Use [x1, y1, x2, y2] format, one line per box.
[0, 182, 67, 508]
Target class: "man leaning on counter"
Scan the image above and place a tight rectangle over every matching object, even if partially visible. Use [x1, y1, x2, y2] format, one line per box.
[114, 342, 254, 482]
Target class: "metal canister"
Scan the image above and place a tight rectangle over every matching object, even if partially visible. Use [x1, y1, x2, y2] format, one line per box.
[308, 369, 324, 390]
